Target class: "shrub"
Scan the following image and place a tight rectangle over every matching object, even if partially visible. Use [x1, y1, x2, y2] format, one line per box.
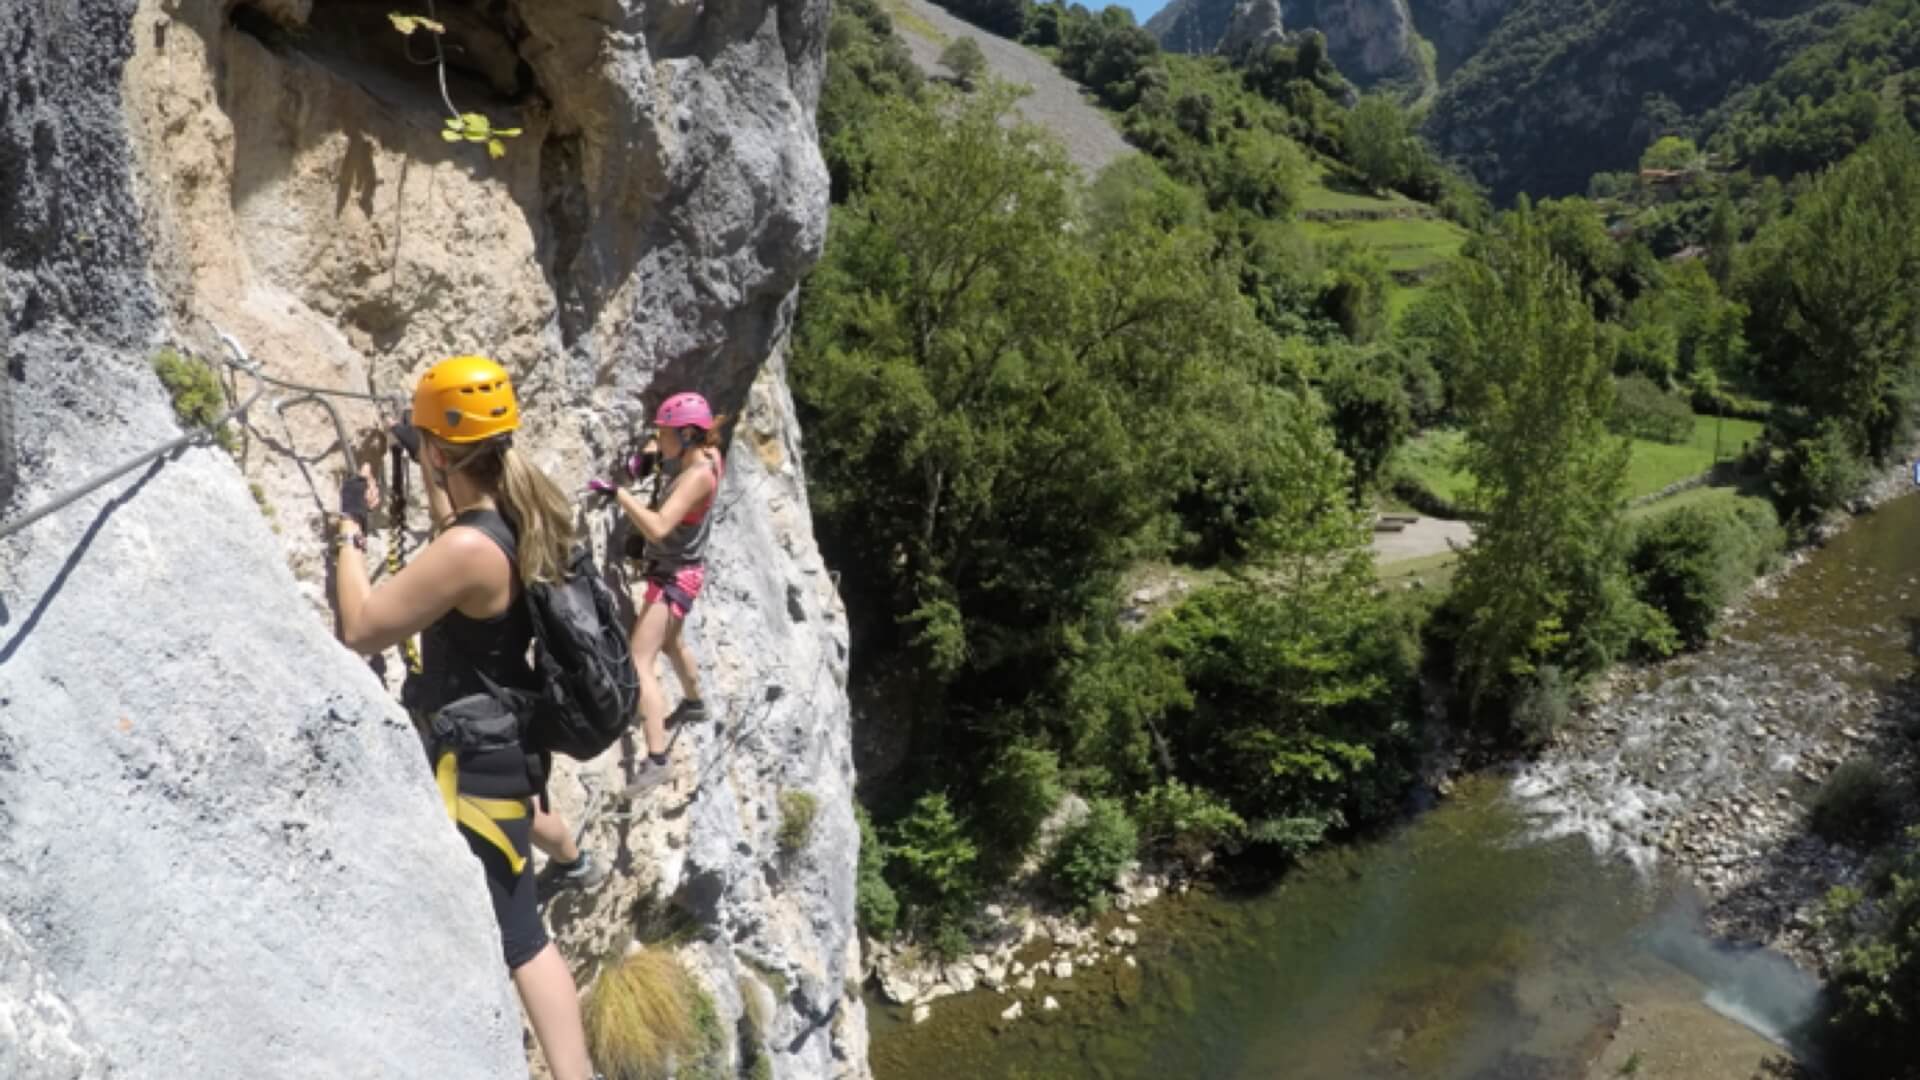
[152, 347, 237, 453]
[1819, 829, 1920, 1077]
[1628, 497, 1784, 649]
[585, 950, 701, 1080]
[1134, 780, 1244, 867]
[930, 920, 972, 962]
[1319, 349, 1412, 496]
[1766, 416, 1868, 528]
[977, 743, 1063, 866]
[887, 792, 979, 927]
[1509, 665, 1573, 750]
[1609, 374, 1694, 444]
[1810, 759, 1900, 849]
[777, 791, 818, 853]
[939, 37, 988, 90]
[1045, 796, 1138, 908]
[854, 804, 899, 937]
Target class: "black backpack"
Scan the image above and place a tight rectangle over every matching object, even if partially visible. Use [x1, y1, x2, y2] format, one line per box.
[461, 513, 641, 762]
[518, 542, 643, 760]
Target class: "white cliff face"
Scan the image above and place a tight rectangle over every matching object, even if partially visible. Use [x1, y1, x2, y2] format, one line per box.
[2, 0, 862, 1076]
[1153, 0, 1434, 94]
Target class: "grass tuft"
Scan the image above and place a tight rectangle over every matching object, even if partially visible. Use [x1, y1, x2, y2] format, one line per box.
[584, 950, 701, 1080]
[778, 791, 818, 853]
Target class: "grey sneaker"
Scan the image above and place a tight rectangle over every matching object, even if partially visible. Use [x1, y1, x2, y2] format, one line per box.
[549, 850, 607, 891]
[624, 756, 674, 799]
[666, 698, 710, 728]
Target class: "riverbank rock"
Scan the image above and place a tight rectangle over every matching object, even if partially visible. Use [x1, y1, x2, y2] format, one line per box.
[1512, 454, 1920, 973]
[3, 1, 866, 1077]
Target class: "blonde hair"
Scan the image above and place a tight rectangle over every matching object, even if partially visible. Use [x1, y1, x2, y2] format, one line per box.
[435, 436, 576, 584]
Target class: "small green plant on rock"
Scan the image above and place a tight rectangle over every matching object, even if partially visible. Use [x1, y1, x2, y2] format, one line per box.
[152, 348, 237, 453]
[777, 790, 818, 853]
[388, 11, 523, 159]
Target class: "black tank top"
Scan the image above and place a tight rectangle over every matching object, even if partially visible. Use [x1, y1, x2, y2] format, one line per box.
[413, 508, 537, 713]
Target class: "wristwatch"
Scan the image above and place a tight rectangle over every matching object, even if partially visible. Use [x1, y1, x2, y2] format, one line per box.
[338, 524, 367, 553]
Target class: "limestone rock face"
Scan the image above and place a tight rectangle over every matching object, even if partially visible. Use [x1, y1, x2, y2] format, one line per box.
[1219, 0, 1287, 61]
[2, 0, 862, 1077]
[1152, 0, 1431, 93]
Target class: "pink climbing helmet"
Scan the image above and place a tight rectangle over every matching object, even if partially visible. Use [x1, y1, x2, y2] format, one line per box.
[654, 391, 714, 430]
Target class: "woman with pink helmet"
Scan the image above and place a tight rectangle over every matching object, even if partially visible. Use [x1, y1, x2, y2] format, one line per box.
[590, 391, 726, 795]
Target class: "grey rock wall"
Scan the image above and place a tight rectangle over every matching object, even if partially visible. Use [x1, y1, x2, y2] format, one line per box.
[1220, 0, 1287, 61]
[3, 0, 860, 1077]
[1150, 0, 1431, 93]
[0, 3, 526, 1078]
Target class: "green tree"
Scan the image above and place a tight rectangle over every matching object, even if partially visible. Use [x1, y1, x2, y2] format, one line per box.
[887, 792, 979, 928]
[1440, 202, 1640, 720]
[1067, 394, 1417, 840]
[1045, 797, 1139, 908]
[939, 37, 989, 91]
[1639, 134, 1700, 171]
[854, 804, 900, 936]
[794, 86, 1265, 738]
[1343, 94, 1411, 193]
[1741, 127, 1920, 467]
[1319, 346, 1412, 497]
[1705, 192, 1738, 286]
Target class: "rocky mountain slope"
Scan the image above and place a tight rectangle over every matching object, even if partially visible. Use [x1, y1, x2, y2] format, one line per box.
[1149, 0, 1437, 92]
[891, 0, 1134, 176]
[1422, 0, 1848, 200]
[1144, 0, 1864, 202]
[1, 1, 866, 1077]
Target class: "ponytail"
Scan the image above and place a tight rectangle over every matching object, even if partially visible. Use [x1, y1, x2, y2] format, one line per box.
[433, 436, 576, 584]
[497, 447, 576, 584]
[696, 414, 733, 452]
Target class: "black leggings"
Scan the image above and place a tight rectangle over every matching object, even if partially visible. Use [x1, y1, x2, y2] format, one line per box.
[460, 805, 548, 970]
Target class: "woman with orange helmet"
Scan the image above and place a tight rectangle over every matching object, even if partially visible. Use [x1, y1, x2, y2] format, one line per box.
[332, 355, 600, 1080]
[588, 391, 726, 797]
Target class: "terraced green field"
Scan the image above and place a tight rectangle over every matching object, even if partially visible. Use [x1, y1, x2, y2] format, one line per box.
[1299, 168, 1422, 213]
[1396, 414, 1767, 508]
[1300, 215, 1470, 273]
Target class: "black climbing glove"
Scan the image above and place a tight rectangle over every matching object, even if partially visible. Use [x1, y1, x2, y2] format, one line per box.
[626, 448, 658, 481]
[340, 474, 371, 532]
[390, 418, 421, 463]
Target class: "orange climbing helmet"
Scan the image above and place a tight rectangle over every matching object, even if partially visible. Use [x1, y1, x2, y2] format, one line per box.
[412, 355, 519, 443]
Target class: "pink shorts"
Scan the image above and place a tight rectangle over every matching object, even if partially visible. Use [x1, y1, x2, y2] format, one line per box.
[644, 563, 706, 619]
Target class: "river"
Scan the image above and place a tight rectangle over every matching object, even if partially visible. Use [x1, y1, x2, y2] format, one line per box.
[870, 495, 1920, 1079]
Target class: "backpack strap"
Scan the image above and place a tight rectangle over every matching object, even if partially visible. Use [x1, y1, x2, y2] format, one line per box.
[455, 507, 519, 567]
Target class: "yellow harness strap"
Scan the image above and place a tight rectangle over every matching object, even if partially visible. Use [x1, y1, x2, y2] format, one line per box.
[434, 751, 530, 876]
